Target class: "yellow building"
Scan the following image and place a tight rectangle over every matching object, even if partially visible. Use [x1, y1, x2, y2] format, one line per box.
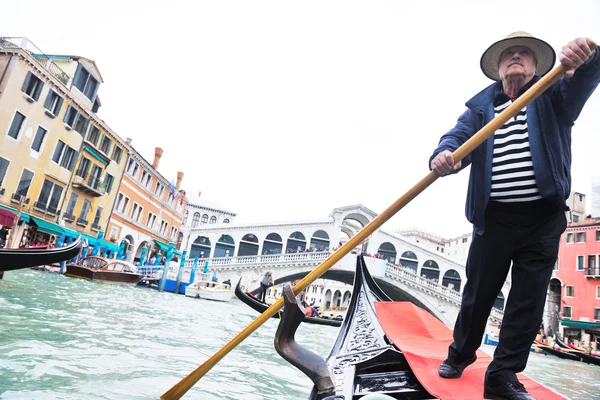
[0, 37, 127, 253]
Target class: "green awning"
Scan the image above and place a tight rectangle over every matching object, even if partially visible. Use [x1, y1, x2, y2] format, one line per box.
[561, 320, 600, 330]
[154, 239, 181, 256]
[30, 217, 64, 236]
[101, 241, 120, 253]
[62, 227, 80, 240]
[84, 146, 109, 165]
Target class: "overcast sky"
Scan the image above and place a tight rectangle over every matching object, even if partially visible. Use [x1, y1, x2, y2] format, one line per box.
[3, 1, 599, 238]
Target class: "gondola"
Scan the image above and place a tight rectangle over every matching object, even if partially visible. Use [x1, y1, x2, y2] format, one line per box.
[234, 279, 342, 327]
[0, 236, 82, 272]
[534, 340, 600, 366]
[273, 256, 567, 400]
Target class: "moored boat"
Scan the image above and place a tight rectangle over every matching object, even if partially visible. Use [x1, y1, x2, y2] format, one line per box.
[0, 236, 82, 272]
[185, 280, 234, 302]
[65, 256, 143, 285]
[234, 280, 342, 327]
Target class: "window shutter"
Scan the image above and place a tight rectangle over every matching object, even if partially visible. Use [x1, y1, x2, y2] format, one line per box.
[80, 118, 90, 136]
[33, 79, 44, 101]
[55, 96, 64, 115]
[44, 90, 54, 109]
[63, 105, 72, 123]
[68, 150, 78, 172]
[21, 71, 32, 93]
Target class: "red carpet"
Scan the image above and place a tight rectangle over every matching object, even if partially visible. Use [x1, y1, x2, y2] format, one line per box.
[374, 302, 567, 400]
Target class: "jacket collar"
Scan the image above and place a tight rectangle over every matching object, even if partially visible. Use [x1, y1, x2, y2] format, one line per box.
[466, 75, 541, 113]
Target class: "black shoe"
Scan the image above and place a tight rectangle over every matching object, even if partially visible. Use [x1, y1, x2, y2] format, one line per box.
[437, 354, 477, 378]
[484, 380, 536, 400]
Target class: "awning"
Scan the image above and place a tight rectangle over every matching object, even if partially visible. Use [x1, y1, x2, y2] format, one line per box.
[101, 241, 120, 254]
[0, 208, 15, 227]
[0, 205, 30, 223]
[561, 320, 600, 330]
[30, 217, 65, 236]
[154, 239, 182, 256]
[84, 146, 110, 165]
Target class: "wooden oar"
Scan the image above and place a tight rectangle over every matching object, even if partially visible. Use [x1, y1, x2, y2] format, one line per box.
[161, 39, 597, 400]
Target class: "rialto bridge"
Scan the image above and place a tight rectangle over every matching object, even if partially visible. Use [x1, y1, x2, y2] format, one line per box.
[182, 205, 508, 328]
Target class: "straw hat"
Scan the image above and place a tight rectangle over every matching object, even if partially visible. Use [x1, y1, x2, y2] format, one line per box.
[480, 31, 556, 81]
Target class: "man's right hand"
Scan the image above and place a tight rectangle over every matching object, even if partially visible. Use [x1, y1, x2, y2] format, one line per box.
[430, 150, 461, 176]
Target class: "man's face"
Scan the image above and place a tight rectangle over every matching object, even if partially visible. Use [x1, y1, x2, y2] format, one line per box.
[498, 45, 536, 83]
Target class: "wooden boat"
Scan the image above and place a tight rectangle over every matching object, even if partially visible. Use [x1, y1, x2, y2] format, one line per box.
[0, 236, 82, 272]
[65, 256, 143, 285]
[234, 280, 342, 327]
[186, 280, 234, 302]
[273, 256, 567, 400]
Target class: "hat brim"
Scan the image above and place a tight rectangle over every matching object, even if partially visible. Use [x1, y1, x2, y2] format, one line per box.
[480, 36, 556, 81]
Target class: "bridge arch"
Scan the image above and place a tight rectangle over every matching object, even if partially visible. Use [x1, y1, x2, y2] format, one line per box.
[399, 251, 418, 272]
[310, 230, 330, 251]
[494, 292, 505, 310]
[215, 234, 235, 257]
[420, 260, 440, 282]
[190, 236, 211, 259]
[262, 232, 283, 255]
[238, 233, 259, 256]
[442, 269, 461, 291]
[286, 231, 306, 253]
[377, 242, 397, 263]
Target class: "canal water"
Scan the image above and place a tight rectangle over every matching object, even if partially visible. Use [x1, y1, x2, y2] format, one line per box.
[1, 269, 599, 400]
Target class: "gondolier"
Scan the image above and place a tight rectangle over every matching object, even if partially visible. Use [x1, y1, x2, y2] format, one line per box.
[430, 32, 600, 399]
[258, 270, 273, 302]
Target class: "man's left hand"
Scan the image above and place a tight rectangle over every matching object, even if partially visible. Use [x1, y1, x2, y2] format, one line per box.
[559, 37, 594, 78]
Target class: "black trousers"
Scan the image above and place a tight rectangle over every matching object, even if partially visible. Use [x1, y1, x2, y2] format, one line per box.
[258, 283, 268, 302]
[448, 199, 566, 385]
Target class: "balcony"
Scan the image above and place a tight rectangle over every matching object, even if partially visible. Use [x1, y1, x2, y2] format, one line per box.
[47, 206, 59, 216]
[11, 193, 30, 205]
[72, 174, 106, 197]
[63, 212, 75, 223]
[33, 201, 47, 212]
[91, 222, 101, 232]
[76, 217, 88, 227]
[584, 267, 600, 278]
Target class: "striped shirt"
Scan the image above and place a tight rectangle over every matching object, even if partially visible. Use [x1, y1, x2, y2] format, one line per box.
[490, 99, 542, 203]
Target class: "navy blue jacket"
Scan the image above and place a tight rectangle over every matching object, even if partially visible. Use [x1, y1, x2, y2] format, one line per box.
[430, 48, 600, 235]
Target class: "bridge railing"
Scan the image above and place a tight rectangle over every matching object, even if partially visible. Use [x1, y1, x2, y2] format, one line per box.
[183, 251, 331, 269]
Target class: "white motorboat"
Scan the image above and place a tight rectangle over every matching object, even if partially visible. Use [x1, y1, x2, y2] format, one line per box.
[185, 280, 234, 302]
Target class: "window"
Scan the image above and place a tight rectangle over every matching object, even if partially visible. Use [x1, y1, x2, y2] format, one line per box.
[223, 218, 230, 223]
[0, 157, 9, 187]
[577, 255, 585, 271]
[147, 212, 156, 228]
[21, 71, 44, 101]
[52, 140, 65, 163]
[114, 193, 124, 211]
[7, 111, 26, 139]
[135, 206, 143, 223]
[100, 136, 111, 155]
[73, 65, 99, 101]
[566, 233, 574, 243]
[121, 197, 130, 214]
[65, 192, 78, 215]
[36, 179, 63, 213]
[462, 237, 468, 243]
[141, 170, 147, 184]
[60, 147, 77, 171]
[597, 230, 600, 241]
[127, 157, 134, 173]
[589, 255, 597, 271]
[43, 89, 64, 116]
[93, 206, 103, 225]
[210, 216, 217, 224]
[80, 199, 91, 220]
[145, 174, 151, 187]
[595, 308, 600, 321]
[201, 214, 208, 224]
[73, 113, 88, 135]
[597, 286, 600, 299]
[192, 212, 200, 227]
[31, 126, 47, 152]
[111, 146, 122, 164]
[87, 125, 100, 145]
[573, 215, 580, 223]
[77, 157, 91, 178]
[170, 226, 176, 239]
[565, 285, 574, 297]
[130, 203, 142, 222]
[15, 169, 34, 197]
[182, 211, 188, 225]
[104, 174, 114, 194]
[576, 232, 586, 243]
[63, 105, 78, 128]
[563, 306, 572, 319]
[160, 220, 168, 235]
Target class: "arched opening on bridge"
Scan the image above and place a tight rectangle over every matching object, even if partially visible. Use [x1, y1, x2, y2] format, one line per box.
[421, 260, 440, 282]
[547, 278, 562, 334]
[399, 251, 418, 273]
[238, 233, 259, 256]
[377, 242, 397, 263]
[215, 234, 235, 257]
[333, 290, 342, 307]
[190, 236, 211, 259]
[339, 229, 352, 246]
[442, 269, 462, 291]
[494, 292, 505, 310]
[310, 230, 330, 251]
[343, 213, 370, 228]
[286, 231, 306, 253]
[135, 241, 148, 264]
[342, 290, 351, 307]
[324, 289, 332, 310]
[262, 233, 283, 255]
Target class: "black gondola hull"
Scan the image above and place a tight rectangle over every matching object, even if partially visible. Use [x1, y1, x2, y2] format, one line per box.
[0, 236, 82, 272]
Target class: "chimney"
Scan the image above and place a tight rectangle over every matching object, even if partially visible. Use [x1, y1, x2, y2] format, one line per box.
[126, 138, 132, 145]
[152, 147, 163, 170]
[198, 191, 202, 197]
[176, 171, 184, 190]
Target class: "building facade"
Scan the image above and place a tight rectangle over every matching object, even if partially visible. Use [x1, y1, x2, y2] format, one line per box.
[0, 37, 126, 252]
[106, 145, 186, 264]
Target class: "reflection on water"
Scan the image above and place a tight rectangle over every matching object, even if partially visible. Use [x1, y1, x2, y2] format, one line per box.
[1, 270, 599, 399]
